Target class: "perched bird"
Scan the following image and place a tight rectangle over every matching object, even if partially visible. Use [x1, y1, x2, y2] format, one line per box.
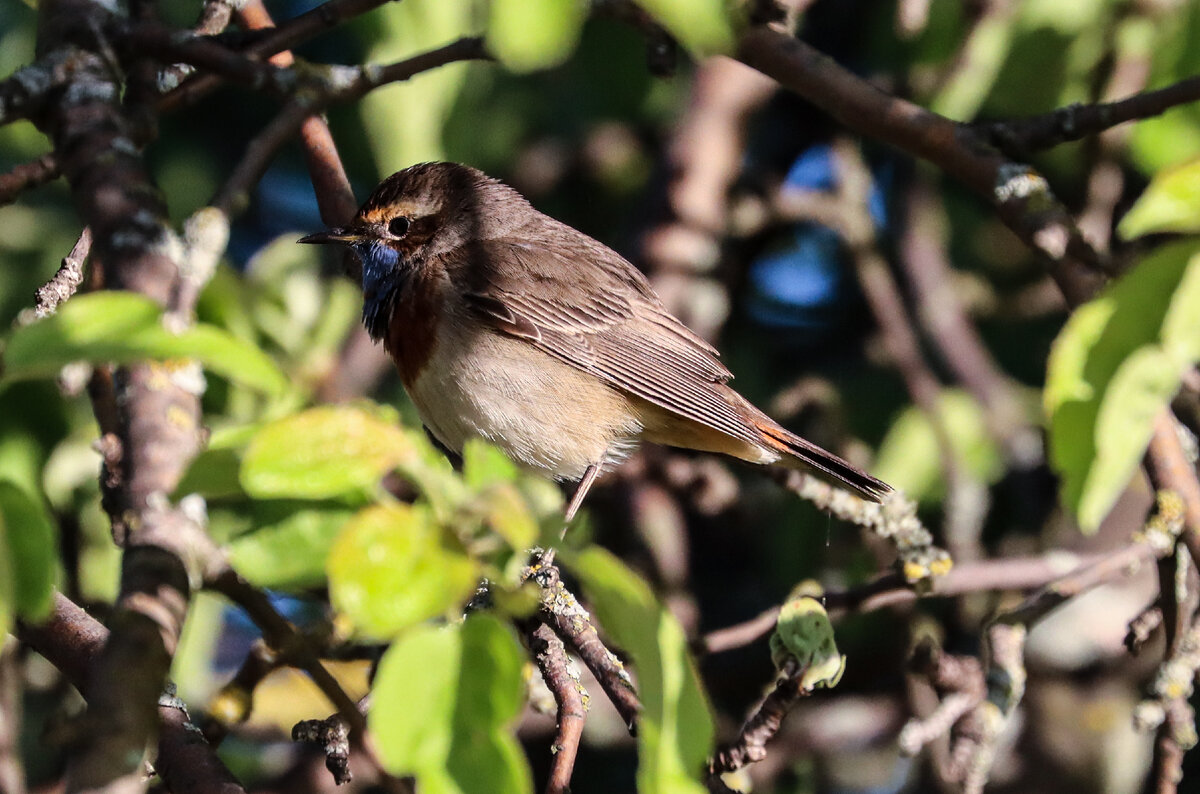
[300, 162, 890, 520]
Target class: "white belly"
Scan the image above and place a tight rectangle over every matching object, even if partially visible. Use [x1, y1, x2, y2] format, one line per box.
[406, 321, 642, 481]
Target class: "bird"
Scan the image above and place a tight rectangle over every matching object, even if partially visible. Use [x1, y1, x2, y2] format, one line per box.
[299, 162, 891, 521]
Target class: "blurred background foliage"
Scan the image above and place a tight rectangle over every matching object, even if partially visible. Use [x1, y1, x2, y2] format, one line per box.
[3, 0, 1200, 792]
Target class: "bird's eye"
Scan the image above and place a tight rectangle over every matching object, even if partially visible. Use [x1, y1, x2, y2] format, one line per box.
[388, 217, 411, 238]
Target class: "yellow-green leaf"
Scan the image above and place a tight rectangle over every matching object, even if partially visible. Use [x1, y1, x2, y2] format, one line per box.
[328, 504, 478, 639]
[229, 506, 356, 589]
[370, 614, 532, 793]
[1, 292, 288, 395]
[479, 484, 538, 551]
[0, 480, 59, 621]
[240, 406, 419, 501]
[487, 0, 586, 72]
[873, 389, 1007, 502]
[1119, 157, 1200, 239]
[633, 0, 734, 57]
[1045, 241, 1200, 532]
[567, 547, 712, 794]
[1, 291, 287, 395]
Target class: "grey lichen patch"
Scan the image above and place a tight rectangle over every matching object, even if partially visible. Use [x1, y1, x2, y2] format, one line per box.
[166, 360, 207, 397]
[993, 163, 1051, 204]
[12, 63, 55, 96]
[63, 78, 119, 105]
[324, 64, 362, 93]
[109, 136, 142, 157]
[182, 207, 229, 286]
[156, 63, 197, 93]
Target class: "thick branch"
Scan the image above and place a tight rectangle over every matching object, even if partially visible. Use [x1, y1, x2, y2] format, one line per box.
[35, 2, 207, 790]
[527, 557, 642, 733]
[734, 24, 1106, 305]
[18, 593, 246, 794]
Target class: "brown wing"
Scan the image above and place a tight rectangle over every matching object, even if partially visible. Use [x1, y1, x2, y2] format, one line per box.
[450, 226, 765, 449]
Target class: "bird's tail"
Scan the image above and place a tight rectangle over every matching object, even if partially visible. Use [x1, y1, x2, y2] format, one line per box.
[755, 418, 892, 502]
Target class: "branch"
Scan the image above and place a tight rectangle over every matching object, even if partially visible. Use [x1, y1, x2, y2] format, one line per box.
[32, 227, 91, 319]
[898, 639, 986, 771]
[977, 75, 1200, 155]
[17, 593, 246, 794]
[160, 0, 398, 110]
[773, 469, 951, 585]
[34, 2, 210, 788]
[234, 0, 359, 246]
[116, 21, 291, 95]
[1146, 413, 1200, 567]
[898, 179, 1039, 467]
[212, 36, 487, 220]
[527, 555, 642, 733]
[700, 542, 1171, 655]
[734, 24, 1108, 306]
[205, 566, 366, 737]
[707, 657, 816, 778]
[0, 154, 59, 206]
[523, 620, 587, 794]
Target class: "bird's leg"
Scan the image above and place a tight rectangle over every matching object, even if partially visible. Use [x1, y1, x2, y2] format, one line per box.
[563, 463, 602, 526]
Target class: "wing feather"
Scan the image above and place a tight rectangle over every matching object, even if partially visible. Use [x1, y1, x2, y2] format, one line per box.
[454, 232, 761, 447]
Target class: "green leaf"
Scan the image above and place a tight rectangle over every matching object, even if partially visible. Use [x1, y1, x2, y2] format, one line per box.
[462, 438, 519, 490]
[873, 389, 1007, 501]
[568, 547, 712, 794]
[487, 0, 586, 72]
[370, 614, 532, 794]
[1119, 157, 1200, 239]
[240, 406, 419, 501]
[0, 522, 13, 636]
[361, 0, 475, 167]
[228, 505, 356, 589]
[1045, 241, 1200, 532]
[177, 447, 245, 500]
[328, 504, 478, 639]
[1, 292, 287, 395]
[0, 480, 60, 621]
[633, 0, 734, 57]
[479, 484, 538, 551]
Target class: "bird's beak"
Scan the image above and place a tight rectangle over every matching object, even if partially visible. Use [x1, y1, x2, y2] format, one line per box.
[298, 227, 361, 245]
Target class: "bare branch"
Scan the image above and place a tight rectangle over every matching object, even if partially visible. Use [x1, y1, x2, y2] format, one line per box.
[0, 154, 59, 206]
[977, 75, 1200, 155]
[18, 593, 247, 794]
[212, 37, 486, 220]
[523, 621, 587, 794]
[33, 227, 91, 319]
[734, 24, 1109, 305]
[527, 555, 642, 733]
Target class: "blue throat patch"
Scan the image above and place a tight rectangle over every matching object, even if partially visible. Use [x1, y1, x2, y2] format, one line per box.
[357, 241, 405, 341]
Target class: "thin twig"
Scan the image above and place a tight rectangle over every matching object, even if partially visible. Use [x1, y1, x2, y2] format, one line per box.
[524, 621, 587, 794]
[526, 556, 642, 733]
[707, 657, 813, 777]
[159, 0, 397, 110]
[0, 154, 59, 206]
[212, 37, 487, 219]
[33, 227, 91, 318]
[977, 75, 1200, 155]
[205, 567, 366, 736]
[700, 543, 1168, 655]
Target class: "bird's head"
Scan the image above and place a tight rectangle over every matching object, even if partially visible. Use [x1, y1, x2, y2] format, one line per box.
[300, 162, 520, 340]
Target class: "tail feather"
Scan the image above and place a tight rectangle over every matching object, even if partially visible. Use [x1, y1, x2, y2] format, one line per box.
[756, 420, 892, 502]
